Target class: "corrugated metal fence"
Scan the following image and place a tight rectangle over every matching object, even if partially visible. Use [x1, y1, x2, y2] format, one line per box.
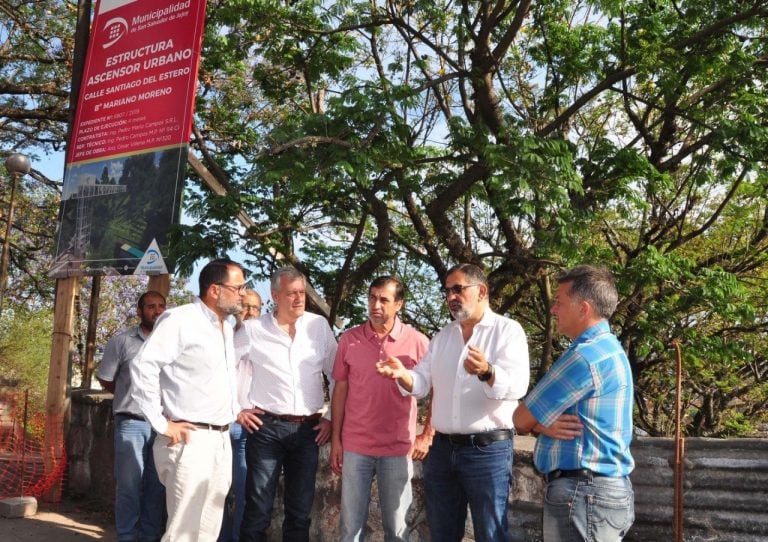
[512, 436, 768, 542]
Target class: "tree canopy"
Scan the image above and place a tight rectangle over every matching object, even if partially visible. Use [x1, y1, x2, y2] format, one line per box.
[0, 0, 72, 300]
[2, 0, 768, 436]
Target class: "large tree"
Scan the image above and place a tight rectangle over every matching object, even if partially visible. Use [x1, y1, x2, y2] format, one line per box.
[0, 0, 72, 152]
[183, 0, 768, 437]
[2, 0, 767, 436]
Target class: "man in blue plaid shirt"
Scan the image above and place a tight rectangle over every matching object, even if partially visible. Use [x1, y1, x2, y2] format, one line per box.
[514, 265, 635, 541]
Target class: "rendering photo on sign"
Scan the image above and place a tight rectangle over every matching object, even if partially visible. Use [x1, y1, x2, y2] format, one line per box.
[51, 0, 207, 277]
[50, 149, 183, 277]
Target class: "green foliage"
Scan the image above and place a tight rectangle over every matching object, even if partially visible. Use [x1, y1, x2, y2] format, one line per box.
[0, 0, 73, 152]
[0, 305, 54, 418]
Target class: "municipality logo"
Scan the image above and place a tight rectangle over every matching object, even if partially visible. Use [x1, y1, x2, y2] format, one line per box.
[146, 249, 160, 265]
[102, 17, 128, 49]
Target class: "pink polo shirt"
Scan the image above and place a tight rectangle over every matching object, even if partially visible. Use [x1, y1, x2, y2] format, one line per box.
[332, 318, 429, 456]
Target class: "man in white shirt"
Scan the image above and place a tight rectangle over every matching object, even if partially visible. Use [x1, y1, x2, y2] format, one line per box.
[236, 266, 337, 542]
[131, 258, 245, 541]
[219, 288, 263, 542]
[377, 263, 530, 542]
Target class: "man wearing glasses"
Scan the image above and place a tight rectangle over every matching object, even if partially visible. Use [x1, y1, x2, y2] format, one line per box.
[239, 289, 263, 323]
[377, 263, 530, 542]
[220, 288, 263, 542]
[236, 266, 337, 542]
[131, 258, 246, 541]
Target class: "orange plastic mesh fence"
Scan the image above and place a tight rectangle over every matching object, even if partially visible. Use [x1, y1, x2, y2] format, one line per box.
[0, 391, 66, 501]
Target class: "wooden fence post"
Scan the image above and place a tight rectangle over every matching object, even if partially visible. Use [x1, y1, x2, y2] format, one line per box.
[42, 276, 78, 502]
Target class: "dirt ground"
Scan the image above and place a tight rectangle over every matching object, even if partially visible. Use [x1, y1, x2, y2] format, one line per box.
[0, 499, 114, 541]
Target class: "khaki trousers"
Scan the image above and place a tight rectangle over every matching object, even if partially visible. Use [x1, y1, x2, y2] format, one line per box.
[154, 428, 232, 541]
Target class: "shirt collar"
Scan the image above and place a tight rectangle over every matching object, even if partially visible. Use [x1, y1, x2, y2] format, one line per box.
[268, 311, 305, 329]
[195, 297, 222, 326]
[365, 316, 404, 341]
[477, 308, 496, 327]
[573, 319, 611, 344]
[447, 307, 495, 334]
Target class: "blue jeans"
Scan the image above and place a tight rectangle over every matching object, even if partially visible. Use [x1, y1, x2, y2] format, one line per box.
[219, 422, 248, 541]
[340, 451, 413, 542]
[424, 434, 513, 542]
[113, 415, 166, 541]
[542, 474, 634, 542]
[240, 416, 319, 542]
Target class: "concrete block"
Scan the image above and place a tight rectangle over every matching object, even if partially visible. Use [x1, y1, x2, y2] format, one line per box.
[0, 496, 38, 518]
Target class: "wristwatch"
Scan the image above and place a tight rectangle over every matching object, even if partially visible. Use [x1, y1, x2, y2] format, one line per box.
[477, 364, 494, 382]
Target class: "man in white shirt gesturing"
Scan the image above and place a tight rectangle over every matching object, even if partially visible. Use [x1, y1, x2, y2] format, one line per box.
[236, 266, 337, 542]
[131, 258, 246, 541]
[377, 263, 530, 542]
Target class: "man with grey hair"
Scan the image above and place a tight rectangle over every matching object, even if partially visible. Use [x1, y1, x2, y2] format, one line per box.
[513, 264, 635, 541]
[377, 263, 530, 541]
[236, 266, 337, 542]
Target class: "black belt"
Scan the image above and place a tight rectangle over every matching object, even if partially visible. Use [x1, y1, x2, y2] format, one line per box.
[174, 420, 230, 432]
[545, 469, 605, 483]
[262, 411, 322, 424]
[436, 429, 513, 447]
[115, 412, 145, 422]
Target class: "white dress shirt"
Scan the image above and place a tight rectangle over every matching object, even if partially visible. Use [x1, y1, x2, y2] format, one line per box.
[130, 298, 239, 435]
[233, 317, 256, 409]
[236, 311, 337, 417]
[405, 309, 530, 434]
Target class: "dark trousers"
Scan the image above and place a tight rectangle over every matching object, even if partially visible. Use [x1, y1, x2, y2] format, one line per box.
[239, 416, 319, 542]
[424, 435, 514, 542]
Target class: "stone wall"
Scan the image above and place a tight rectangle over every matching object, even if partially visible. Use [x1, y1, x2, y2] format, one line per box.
[68, 393, 768, 540]
[66, 390, 114, 507]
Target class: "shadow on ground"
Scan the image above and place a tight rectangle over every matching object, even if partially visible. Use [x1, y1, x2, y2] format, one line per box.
[0, 498, 114, 541]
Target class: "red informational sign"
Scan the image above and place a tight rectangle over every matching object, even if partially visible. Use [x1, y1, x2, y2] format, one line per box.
[68, 0, 207, 163]
[51, 0, 207, 278]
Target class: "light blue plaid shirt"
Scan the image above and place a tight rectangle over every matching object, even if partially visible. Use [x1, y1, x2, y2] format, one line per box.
[525, 320, 634, 477]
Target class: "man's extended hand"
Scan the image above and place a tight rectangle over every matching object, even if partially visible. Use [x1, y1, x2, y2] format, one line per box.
[376, 356, 414, 391]
[237, 408, 265, 433]
[376, 356, 406, 379]
[314, 417, 332, 445]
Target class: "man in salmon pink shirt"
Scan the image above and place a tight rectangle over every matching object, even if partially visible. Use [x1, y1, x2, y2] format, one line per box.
[331, 275, 433, 541]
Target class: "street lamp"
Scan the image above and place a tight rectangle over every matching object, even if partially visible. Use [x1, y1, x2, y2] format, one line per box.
[0, 153, 32, 315]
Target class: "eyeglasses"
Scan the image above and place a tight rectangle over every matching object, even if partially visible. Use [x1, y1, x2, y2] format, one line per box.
[242, 304, 261, 311]
[439, 284, 479, 296]
[218, 283, 247, 294]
